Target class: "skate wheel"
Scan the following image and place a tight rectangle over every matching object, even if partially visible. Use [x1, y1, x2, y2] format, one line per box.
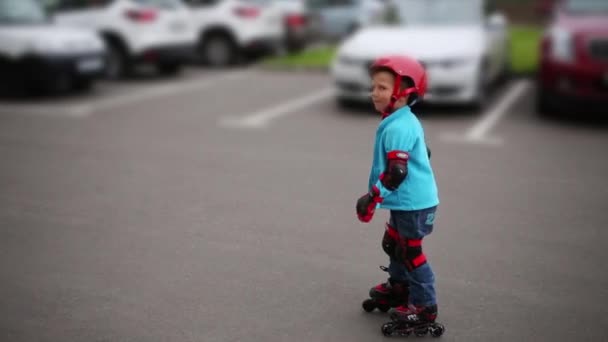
[381, 322, 395, 336]
[430, 323, 445, 337]
[362, 299, 376, 312]
[377, 303, 390, 312]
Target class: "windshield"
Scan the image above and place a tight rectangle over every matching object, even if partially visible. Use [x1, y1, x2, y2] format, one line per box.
[380, 0, 483, 26]
[132, 0, 180, 7]
[565, 0, 608, 13]
[0, 0, 46, 24]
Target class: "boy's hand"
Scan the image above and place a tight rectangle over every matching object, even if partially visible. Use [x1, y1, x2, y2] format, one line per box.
[356, 186, 383, 223]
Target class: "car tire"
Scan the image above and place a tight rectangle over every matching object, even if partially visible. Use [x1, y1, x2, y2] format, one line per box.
[200, 32, 237, 68]
[469, 73, 487, 111]
[105, 41, 131, 80]
[73, 77, 93, 92]
[336, 96, 357, 109]
[536, 86, 553, 117]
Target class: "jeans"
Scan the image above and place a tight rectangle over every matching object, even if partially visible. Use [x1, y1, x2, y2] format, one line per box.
[387, 206, 437, 307]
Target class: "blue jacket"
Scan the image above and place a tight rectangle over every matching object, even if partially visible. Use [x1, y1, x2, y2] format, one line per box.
[368, 106, 439, 211]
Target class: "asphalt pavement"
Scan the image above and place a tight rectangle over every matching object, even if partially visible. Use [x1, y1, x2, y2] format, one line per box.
[1, 67, 607, 342]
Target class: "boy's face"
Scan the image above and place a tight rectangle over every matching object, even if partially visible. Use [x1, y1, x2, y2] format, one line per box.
[371, 70, 406, 112]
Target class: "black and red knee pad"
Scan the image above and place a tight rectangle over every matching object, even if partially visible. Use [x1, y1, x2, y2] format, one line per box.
[382, 223, 427, 272]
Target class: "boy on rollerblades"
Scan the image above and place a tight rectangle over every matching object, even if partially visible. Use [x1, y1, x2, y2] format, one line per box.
[355, 55, 444, 337]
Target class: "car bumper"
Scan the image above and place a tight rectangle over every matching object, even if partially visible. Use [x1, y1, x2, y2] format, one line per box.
[331, 59, 479, 104]
[242, 38, 283, 54]
[14, 52, 106, 84]
[134, 43, 196, 63]
[539, 59, 608, 104]
[285, 25, 311, 45]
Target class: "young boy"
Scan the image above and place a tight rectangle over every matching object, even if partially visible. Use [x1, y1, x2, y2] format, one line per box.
[356, 55, 440, 327]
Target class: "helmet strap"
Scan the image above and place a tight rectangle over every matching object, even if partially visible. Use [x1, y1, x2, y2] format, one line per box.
[381, 85, 417, 118]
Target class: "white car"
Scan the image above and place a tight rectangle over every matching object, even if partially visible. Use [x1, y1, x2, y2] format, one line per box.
[183, 0, 285, 67]
[0, 0, 105, 94]
[331, 0, 510, 109]
[46, 0, 197, 79]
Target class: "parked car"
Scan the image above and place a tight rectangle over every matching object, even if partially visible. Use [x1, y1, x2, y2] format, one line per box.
[306, 0, 387, 42]
[183, 0, 284, 67]
[276, 0, 310, 52]
[330, 0, 510, 109]
[45, 0, 197, 79]
[537, 0, 608, 115]
[0, 0, 105, 94]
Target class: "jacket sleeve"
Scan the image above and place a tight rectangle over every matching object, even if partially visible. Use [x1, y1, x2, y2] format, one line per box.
[373, 127, 416, 198]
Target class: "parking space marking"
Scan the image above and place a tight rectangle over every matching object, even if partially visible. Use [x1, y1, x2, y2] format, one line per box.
[219, 87, 335, 129]
[440, 79, 531, 145]
[0, 103, 92, 118]
[0, 69, 254, 118]
[90, 69, 254, 114]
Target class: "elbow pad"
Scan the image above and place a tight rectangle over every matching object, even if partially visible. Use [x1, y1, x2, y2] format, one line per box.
[380, 151, 409, 191]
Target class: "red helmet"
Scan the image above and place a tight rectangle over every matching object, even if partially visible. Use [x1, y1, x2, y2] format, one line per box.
[370, 55, 428, 108]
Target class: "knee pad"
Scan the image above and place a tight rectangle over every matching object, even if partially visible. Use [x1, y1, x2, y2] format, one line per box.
[381, 223, 399, 258]
[396, 238, 427, 271]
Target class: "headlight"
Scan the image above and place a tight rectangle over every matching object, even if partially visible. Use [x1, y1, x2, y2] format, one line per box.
[550, 27, 574, 62]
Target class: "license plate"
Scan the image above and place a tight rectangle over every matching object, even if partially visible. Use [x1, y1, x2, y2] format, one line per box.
[77, 58, 103, 72]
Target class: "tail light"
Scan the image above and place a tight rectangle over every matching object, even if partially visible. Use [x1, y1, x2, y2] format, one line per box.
[125, 9, 157, 22]
[286, 14, 307, 27]
[234, 6, 260, 18]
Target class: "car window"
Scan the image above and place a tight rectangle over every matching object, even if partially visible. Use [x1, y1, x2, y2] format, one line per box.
[53, 0, 114, 10]
[0, 0, 47, 24]
[382, 0, 483, 26]
[132, 0, 180, 7]
[565, 0, 608, 13]
[241, 0, 273, 4]
[182, 0, 220, 7]
[307, 0, 355, 9]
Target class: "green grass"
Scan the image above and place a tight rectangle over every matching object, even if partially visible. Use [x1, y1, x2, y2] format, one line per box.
[509, 26, 544, 75]
[263, 46, 337, 68]
[263, 26, 544, 75]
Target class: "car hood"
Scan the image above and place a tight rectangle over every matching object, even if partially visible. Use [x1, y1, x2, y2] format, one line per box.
[0, 24, 103, 55]
[338, 26, 486, 61]
[557, 13, 608, 34]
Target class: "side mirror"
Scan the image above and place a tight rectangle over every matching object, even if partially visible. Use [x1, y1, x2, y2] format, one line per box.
[487, 12, 507, 30]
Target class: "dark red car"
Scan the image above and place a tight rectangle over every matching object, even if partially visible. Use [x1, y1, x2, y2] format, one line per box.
[537, 0, 608, 115]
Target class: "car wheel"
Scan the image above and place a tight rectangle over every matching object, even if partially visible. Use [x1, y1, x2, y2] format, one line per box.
[336, 96, 357, 109]
[536, 86, 553, 117]
[200, 33, 237, 68]
[470, 69, 488, 111]
[73, 77, 93, 92]
[48, 71, 72, 94]
[105, 41, 131, 79]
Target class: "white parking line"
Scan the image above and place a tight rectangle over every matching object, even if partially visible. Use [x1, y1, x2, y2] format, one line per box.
[91, 69, 254, 114]
[440, 79, 531, 145]
[0, 69, 254, 118]
[219, 87, 335, 129]
[0, 104, 91, 118]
